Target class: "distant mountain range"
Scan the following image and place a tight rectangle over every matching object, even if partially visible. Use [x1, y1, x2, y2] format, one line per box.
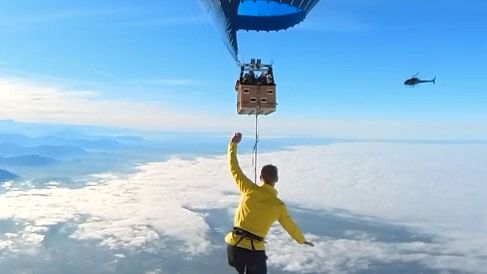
[0, 155, 57, 166]
[0, 130, 142, 161]
[0, 133, 127, 150]
[0, 169, 18, 181]
[0, 143, 86, 158]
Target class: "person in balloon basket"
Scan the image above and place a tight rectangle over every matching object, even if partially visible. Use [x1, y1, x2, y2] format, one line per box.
[242, 70, 256, 85]
[225, 132, 314, 274]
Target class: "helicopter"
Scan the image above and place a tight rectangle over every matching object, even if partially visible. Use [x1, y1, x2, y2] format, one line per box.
[404, 73, 436, 86]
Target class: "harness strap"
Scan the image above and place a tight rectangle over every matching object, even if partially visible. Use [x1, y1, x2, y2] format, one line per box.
[232, 227, 265, 250]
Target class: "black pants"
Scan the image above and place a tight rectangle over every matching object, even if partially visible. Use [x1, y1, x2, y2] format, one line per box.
[227, 245, 267, 274]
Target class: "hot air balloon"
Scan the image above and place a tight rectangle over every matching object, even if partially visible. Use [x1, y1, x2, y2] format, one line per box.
[203, 1, 319, 115]
[202, 0, 319, 61]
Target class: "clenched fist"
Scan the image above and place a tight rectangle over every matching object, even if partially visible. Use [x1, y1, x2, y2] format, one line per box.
[231, 132, 242, 144]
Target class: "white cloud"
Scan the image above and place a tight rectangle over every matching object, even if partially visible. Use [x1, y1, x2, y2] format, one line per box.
[0, 141, 486, 272]
[0, 224, 45, 255]
[1, 182, 13, 189]
[0, 78, 238, 132]
[1, 77, 486, 139]
[0, 239, 14, 251]
[145, 269, 165, 274]
[271, 143, 487, 235]
[0, 4, 205, 29]
[267, 228, 487, 274]
[0, 156, 235, 255]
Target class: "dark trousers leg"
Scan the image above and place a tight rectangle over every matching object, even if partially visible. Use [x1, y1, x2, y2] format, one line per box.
[227, 245, 267, 274]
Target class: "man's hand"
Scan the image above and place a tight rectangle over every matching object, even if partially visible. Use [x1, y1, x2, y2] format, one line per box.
[231, 132, 242, 144]
[303, 241, 314, 247]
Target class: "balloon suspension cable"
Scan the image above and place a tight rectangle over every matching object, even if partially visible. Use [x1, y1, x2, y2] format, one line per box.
[252, 108, 260, 184]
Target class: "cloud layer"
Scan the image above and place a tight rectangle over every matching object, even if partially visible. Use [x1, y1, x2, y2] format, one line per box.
[1, 143, 486, 273]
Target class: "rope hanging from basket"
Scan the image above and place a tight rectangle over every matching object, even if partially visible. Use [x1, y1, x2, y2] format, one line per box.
[252, 109, 260, 184]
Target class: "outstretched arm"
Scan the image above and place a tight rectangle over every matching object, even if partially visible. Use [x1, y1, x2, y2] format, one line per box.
[228, 132, 255, 193]
[278, 204, 313, 246]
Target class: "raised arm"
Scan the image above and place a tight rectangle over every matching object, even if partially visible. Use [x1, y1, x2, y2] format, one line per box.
[228, 132, 255, 193]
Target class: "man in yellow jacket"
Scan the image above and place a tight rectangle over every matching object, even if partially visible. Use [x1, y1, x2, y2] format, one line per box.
[225, 132, 313, 274]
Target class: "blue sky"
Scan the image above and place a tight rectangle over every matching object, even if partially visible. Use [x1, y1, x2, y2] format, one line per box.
[0, 0, 486, 139]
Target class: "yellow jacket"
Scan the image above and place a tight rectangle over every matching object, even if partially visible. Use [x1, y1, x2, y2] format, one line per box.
[224, 142, 305, 251]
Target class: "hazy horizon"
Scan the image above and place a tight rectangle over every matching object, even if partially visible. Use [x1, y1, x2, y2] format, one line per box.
[1, 123, 487, 273]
